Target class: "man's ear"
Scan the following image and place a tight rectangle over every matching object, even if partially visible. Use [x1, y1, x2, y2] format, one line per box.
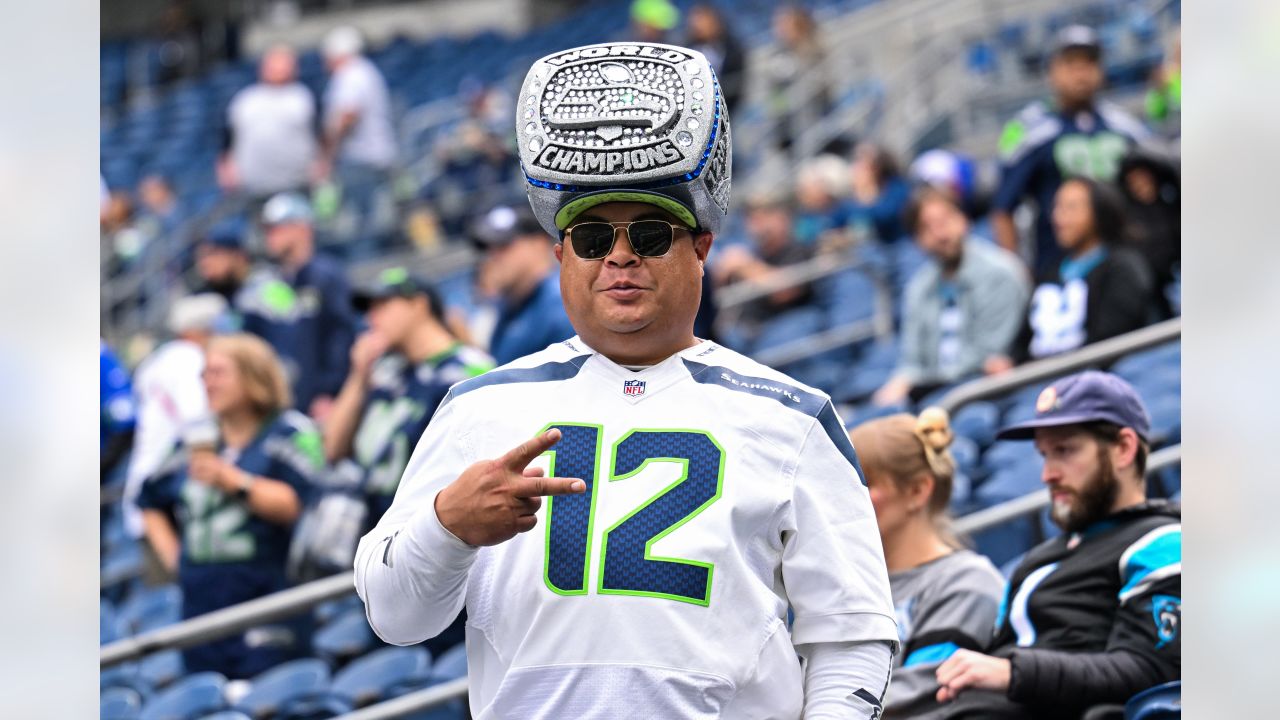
[693, 231, 714, 264]
[1113, 427, 1141, 474]
[554, 241, 564, 263]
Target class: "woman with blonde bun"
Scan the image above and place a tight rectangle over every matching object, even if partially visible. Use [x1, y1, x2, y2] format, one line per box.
[850, 408, 1004, 718]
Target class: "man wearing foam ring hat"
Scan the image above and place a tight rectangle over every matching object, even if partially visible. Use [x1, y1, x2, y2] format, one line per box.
[355, 42, 898, 718]
[934, 370, 1180, 718]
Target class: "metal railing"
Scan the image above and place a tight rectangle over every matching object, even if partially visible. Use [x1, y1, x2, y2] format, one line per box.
[936, 317, 1181, 414]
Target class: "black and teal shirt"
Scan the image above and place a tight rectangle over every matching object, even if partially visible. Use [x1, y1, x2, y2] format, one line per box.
[985, 501, 1181, 716]
[995, 99, 1149, 274]
[355, 344, 494, 525]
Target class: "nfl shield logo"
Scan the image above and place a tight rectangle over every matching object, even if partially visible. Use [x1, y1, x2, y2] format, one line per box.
[623, 380, 646, 397]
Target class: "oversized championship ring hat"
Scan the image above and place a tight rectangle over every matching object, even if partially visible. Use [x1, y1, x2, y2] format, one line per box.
[516, 42, 733, 237]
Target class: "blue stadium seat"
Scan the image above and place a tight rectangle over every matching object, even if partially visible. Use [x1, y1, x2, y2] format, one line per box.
[196, 713, 253, 720]
[331, 646, 433, 708]
[102, 661, 149, 698]
[312, 608, 376, 666]
[102, 686, 145, 720]
[116, 585, 183, 638]
[102, 598, 119, 645]
[952, 402, 1001, 448]
[314, 595, 363, 627]
[234, 659, 331, 720]
[138, 650, 185, 690]
[140, 671, 228, 720]
[430, 643, 468, 683]
[981, 442, 1041, 476]
[751, 306, 828, 354]
[950, 435, 981, 478]
[1125, 680, 1180, 719]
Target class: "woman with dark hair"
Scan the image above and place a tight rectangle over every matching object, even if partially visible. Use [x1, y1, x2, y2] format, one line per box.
[993, 176, 1156, 368]
[138, 334, 320, 678]
[766, 5, 832, 155]
[849, 408, 1003, 718]
[844, 142, 912, 243]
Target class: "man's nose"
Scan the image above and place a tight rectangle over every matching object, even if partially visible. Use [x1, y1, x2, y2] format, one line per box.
[604, 227, 640, 267]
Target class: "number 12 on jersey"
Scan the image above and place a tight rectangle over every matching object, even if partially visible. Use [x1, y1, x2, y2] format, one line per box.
[540, 423, 725, 606]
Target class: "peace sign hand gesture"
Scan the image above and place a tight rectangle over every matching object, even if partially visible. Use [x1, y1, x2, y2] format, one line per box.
[434, 428, 585, 547]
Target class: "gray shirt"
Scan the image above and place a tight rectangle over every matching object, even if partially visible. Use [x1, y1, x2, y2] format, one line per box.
[228, 82, 318, 196]
[896, 239, 1029, 387]
[885, 549, 1004, 718]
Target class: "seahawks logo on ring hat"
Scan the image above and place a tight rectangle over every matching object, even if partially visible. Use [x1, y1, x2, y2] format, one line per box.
[517, 42, 732, 237]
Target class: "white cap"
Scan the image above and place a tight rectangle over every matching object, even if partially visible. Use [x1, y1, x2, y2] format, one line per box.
[323, 26, 364, 61]
[168, 293, 228, 335]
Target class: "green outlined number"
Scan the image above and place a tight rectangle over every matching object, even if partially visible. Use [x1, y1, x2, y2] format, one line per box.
[541, 426, 724, 606]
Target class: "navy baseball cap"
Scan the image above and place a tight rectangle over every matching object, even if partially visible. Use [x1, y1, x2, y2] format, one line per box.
[468, 205, 546, 249]
[201, 219, 247, 251]
[352, 266, 443, 313]
[996, 370, 1151, 442]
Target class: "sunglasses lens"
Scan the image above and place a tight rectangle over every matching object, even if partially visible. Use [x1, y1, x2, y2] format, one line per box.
[628, 220, 675, 257]
[569, 223, 617, 259]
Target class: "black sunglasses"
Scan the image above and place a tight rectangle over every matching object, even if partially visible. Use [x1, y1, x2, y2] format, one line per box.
[564, 220, 692, 260]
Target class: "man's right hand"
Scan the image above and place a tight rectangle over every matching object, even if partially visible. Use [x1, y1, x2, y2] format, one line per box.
[350, 330, 391, 380]
[434, 428, 585, 547]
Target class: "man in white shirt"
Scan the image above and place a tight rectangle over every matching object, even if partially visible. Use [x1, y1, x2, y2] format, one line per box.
[122, 293, 226, 538]
[222, 45, 319, 201]
[355, 42, 897, 719]
[321, 26, 397, 258]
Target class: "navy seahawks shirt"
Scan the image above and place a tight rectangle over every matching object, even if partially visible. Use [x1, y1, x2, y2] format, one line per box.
[355, 344, 494, 525]
[994, 99, 1149, 274]
[137, 410, 322, 587]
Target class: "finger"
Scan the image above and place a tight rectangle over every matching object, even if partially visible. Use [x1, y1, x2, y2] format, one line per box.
[500, 428, 563, 470]
[511, 475, 585, 498]
[522, 466, 546, 478]
[514, 514, 538, 533]
[515, 495, 543, 516]
[935, 658, 965, 687]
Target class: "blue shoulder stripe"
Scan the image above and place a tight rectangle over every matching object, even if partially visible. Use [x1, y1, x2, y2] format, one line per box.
[683, 359, 865, 482]
[450, 355, 590, 399]
[1118, 525, 1181, 603]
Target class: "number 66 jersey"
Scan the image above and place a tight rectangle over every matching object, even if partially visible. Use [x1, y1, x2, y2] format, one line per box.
[355, 338, 897, 719]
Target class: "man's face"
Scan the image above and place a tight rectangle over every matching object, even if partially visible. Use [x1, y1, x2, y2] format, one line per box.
[366, 296, 421, 348]
[196, 246, 246, 286]
[1049, 50, 1103, 107]
[1034, 426, 1119, 532]
[914, 196, 968, 264]
[555, 202, 711, 341]
[746, 205, 792, 252]
[264, 221, 310, 263]
[478, 235, 546, 298]
[1052, 180, 1093, 252]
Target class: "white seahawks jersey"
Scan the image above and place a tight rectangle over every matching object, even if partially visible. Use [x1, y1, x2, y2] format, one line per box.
[355, 337, 896, 719]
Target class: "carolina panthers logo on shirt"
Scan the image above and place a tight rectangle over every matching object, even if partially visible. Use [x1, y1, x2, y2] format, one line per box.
[1152, 594, 1180, 649]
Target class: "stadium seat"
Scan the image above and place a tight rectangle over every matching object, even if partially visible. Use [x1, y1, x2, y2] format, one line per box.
[312, 608, 376, 666]
[233, 659, 331, 720]
[331, 646, 433, 708]
[981, 442, 1041, 476]
[314, 595, 363, 627]
[139, 671, 228, 720]
[1125, 680, 1180, 719]
[102, 686, 145, 720]
[116, 584, 183, 638]
[102, 597, 120, 645]
[196, 713, 253, 720]
[138, 649, 185, 690]
[430, 643, 468, 683]
[951, 402, 1001, 448]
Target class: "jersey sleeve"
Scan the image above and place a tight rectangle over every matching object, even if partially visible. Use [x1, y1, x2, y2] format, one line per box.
[782, 403, 898, 648]
[1007, 523, 1180, 708]
[135, 446, 185, 514]
[353, 395, 480, 645]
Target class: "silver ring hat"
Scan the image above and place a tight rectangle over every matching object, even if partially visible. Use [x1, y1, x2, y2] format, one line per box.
[516, 42, 733, 236]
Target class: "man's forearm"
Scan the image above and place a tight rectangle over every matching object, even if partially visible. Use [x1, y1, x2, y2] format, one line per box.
[323, 371, 369, 462]
[798, 640, 894, 719]
[992, 212, 1020, 256]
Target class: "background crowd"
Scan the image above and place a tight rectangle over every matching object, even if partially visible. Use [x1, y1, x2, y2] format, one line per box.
[100, 0, 1181, 718]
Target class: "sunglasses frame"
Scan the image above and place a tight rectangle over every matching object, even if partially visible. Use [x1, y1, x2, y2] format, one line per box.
[563, 220, 694, 260]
